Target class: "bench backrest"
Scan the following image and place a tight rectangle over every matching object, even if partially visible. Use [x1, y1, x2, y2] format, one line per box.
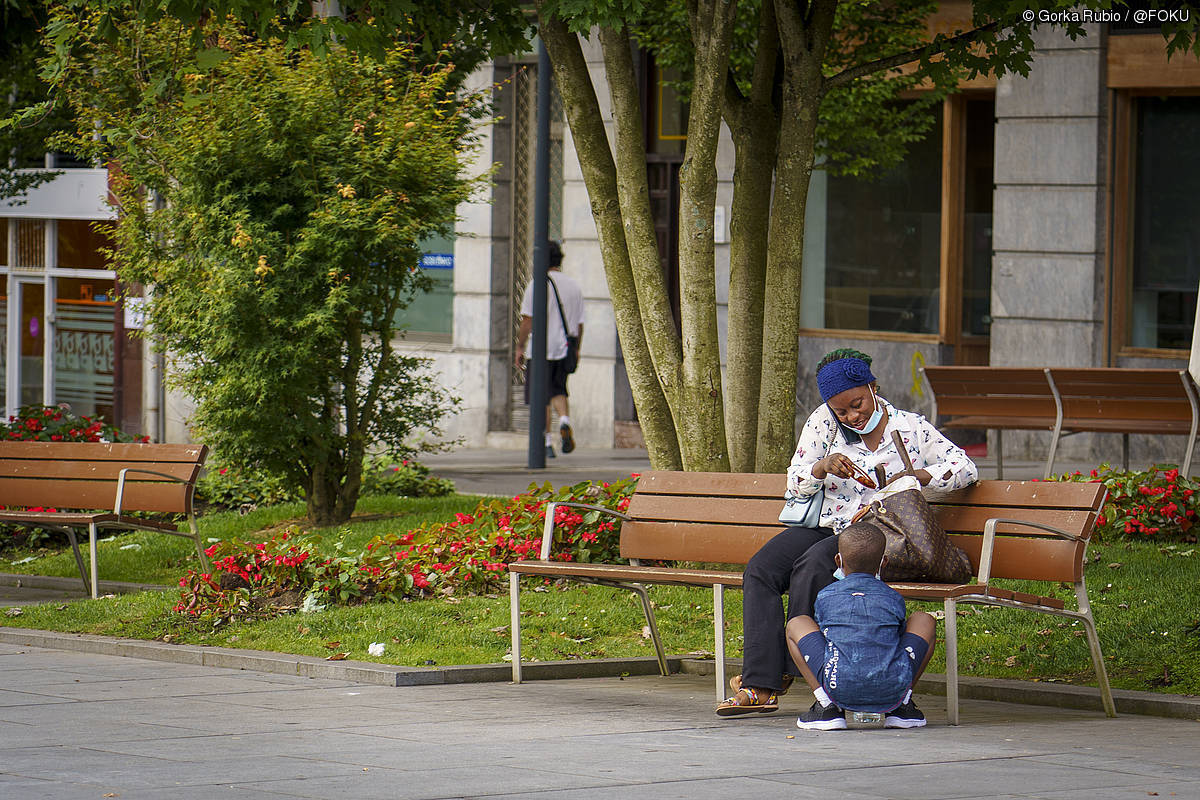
[622, 472, 1104, 584]
[930, 480, 1105, 583]
[0, 442, 208, 513]
[922, 366, 1056, 419]
[1049, 367, 1195, 425]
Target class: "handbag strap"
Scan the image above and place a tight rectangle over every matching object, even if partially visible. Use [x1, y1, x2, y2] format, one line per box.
[548, 275, 571, 341]
[891, 430, 917, 476]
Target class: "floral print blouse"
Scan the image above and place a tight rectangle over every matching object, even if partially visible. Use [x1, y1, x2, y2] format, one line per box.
[786, 396, 978, 532]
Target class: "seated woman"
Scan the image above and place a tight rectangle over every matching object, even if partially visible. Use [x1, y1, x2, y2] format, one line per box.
[716, 348, 977, 717]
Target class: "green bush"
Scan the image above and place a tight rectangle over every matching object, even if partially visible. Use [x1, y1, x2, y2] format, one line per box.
[197, 456, 454, 510]
[360, 457, 455, 498]
[1043, 463, 1199, 541]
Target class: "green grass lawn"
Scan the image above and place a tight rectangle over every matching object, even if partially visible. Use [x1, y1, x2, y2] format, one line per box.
[2, 496, 1198, 695]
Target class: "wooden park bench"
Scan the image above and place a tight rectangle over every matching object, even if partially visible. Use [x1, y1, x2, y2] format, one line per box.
[508, 471, 1114, 725]
[923, 365, 1200, 478]
[0, 442, 210, 599]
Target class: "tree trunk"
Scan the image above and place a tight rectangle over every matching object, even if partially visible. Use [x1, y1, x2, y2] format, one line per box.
[723, 0, 780, 473]
[537, 8, 682, 469]
[674, 0, 738, 472]
[598, 26, 686, 433]
[756, 0, 837, 472]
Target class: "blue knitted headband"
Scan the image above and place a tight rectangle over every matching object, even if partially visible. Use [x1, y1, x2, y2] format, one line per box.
[817, 356, 876, 403]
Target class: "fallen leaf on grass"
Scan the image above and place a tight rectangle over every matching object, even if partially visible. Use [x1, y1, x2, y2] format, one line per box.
[1004, 655, 1019, 667]
[1037, 628, 1053, 636]
[326, 652, 349, 661]
[641, 625, 652, 639]
[1107, 562, 1123, 569]
[490, 625, 509, 635]
[323, 641, 341, 649]
[4, 608, 22, 617]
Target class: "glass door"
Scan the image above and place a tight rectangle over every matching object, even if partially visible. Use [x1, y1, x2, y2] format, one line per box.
[14, 279, 46, 411]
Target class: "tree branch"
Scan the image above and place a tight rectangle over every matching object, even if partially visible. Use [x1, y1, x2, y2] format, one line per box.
[824, 20, 1000, 91]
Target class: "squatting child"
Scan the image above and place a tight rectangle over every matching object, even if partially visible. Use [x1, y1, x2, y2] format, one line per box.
[785, 522, 936, 730]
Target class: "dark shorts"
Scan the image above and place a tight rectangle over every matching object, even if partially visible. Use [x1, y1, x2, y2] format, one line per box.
[524, 357, 570, 406]
[796, 630, 930, 711]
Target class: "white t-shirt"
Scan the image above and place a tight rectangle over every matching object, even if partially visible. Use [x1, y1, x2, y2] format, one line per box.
[520, 270, 584, 361]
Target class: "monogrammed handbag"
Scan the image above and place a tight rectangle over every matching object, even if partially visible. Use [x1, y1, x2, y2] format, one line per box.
[853, 431, 972, 583]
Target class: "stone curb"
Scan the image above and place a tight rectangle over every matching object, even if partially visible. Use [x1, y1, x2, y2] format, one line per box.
[0, 573, 169, 595]
[2, 625, 1198, 720]
[0, 627, 674, 686]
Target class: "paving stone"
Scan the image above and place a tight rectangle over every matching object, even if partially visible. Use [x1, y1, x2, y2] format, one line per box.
[2, 642, 1200, 800]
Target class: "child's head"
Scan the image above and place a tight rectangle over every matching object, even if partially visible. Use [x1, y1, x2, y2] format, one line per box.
[837, 522, 887, 575]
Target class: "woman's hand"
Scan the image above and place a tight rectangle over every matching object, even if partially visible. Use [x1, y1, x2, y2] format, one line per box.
[814, 453, 861, 482]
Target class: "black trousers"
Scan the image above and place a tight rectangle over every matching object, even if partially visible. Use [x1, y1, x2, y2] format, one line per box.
[740, 526, 839, 692]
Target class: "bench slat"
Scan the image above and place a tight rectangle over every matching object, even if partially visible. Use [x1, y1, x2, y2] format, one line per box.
[627, 494, 785, 526]
[932, 480, 1105, 511]
[0, 442, 206, 463]
[939, 415, 1057, 431]
[0, 459, 200, 482]
[509, 560, 745, 588]
[619, 521, 779, 564]
[936, 506, 1094, 538]
[633, 471, 784, 498]
[0, 478, 192, 514]
[947, 533, 1086, 582]
[932, 397, 1058, 418]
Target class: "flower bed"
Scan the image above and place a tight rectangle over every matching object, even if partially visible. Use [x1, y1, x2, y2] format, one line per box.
[174, 475, 638, 622]
[1043, 464, 1199, 541]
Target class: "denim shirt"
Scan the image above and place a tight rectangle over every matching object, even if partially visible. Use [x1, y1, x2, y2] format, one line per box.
[814, 572, 912, 712]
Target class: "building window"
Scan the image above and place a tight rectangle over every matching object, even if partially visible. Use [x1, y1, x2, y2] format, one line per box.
[1127, 95, 1200, 350]
[57, 219, 113, 269]
[802, 103, 944, 335]
[393, 233, 453, 342]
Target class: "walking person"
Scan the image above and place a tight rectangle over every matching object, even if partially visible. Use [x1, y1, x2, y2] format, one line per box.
[515, 241, 584, 458]
[716, 348, 977, 717]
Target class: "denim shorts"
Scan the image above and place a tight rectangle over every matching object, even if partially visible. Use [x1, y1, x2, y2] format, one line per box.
[796, 630, 929, 713]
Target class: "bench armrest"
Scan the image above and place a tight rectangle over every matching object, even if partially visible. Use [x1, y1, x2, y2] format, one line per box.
[541, 502, 630, 560]
[978, 516, 1084, 585]
[115, 468, 194, 516]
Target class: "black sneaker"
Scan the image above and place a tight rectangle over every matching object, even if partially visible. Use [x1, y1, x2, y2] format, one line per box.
[545, 444, 556, 459]
[796, 700, 846, 731]
[560, 422, 575, 454]
[884, 700, 926, 728]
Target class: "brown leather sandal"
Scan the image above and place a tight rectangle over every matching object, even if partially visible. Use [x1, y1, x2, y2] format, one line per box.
[715, 686, 779, 716]
[729, 673, 795, 696]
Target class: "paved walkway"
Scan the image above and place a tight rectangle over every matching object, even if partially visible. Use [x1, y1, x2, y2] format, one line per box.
[421, 446, 1093, 497]
[3, 641, 1199, 800]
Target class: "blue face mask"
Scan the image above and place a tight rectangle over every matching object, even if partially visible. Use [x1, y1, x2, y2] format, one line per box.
[833, 557, 885, 581]
[848, 387, 883, 435]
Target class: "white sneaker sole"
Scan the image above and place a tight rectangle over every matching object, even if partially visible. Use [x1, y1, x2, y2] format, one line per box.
[884, 717, 927, 728]
[796, 717, 848, 731]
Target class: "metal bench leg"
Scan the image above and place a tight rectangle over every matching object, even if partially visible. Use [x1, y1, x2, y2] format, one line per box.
[509, 573, 522, 684]
[632, 584, 669, 678]
[1122, 434, 1130, 472]
[88, 522, 99, 600]
[1080, 611, 1116, 718]
[944, 597, 959, 725]
[1044, 431, 1060, 480]
[63, 528, 90, 597]
[714, 584, 726, 701]
[189, 513, 211, 572]
[995, 430, 1003, 480]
